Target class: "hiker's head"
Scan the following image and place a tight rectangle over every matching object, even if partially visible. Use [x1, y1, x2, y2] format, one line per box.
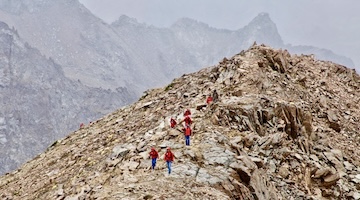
[151, 147, 155, 151]
[167, 147, 171, 151]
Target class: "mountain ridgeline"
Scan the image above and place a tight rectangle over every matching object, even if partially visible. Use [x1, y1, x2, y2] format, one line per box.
[0, 45, 359, 199]
[0, 0, 356, 176]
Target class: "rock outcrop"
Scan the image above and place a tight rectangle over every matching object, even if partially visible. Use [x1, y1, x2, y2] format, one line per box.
[0, 45, 359, 199]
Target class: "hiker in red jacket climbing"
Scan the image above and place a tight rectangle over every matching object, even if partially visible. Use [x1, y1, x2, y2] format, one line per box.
[184, 125, 192, 146]
[183, 109, 191, 117]
[164, 147, 174, 174]
[206, 96, 213, 104]
[182, 115, 192, 127]
[170, 117, 177, 128]
[149, 147, 159, 170]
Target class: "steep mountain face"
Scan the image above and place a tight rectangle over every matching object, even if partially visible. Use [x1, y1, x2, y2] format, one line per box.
[0, 45, 359, 199]
[0, 0, 137, 91]
[237, 12, 283, 48]
[0, 0, 52, 14]
[168, 12, 354, 70]
[169, 13, 284, 67]
[111, 15, 199, 89]
[0, 22, 136, 174]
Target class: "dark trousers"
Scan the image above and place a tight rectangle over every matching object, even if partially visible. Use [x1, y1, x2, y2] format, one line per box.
[185, 135, 190, 146]
[151, 158, 157, 169]
[166, 161, 172, 174]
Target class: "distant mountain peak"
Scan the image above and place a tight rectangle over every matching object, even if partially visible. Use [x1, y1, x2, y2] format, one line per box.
[246, 12, 276, 30]
[111, 15, 140, 26]
[240, 12, 283, 47]
[253, 12, 271, 21]
[171, 17, 210, 29]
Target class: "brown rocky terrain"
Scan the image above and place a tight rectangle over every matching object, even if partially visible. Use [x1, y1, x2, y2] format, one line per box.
[0, 44, 359, 200]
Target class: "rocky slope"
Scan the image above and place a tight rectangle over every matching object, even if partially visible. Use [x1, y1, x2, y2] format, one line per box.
[0, 0, 356, 179]
[0, 45, 359, 199]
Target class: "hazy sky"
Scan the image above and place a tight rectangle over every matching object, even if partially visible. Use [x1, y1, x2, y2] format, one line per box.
[79, 0, 360, 70]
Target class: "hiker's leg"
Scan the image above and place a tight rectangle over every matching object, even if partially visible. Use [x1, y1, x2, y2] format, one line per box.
[169, 161, 172, 174]
[152, 158, 156, 169]
[167, 161, 171, 174]
[166, 161, 169, 173]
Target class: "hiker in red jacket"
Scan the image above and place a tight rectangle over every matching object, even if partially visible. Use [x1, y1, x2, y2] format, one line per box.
[183, 109, 191, 117]
[182, 115, 192, 126]
[170, 117, 177, 128]
[164, 147, 174, 174]
[206, 96, 213, 104]
[184, 125, 192, 146]
[149, 147, 159, 170]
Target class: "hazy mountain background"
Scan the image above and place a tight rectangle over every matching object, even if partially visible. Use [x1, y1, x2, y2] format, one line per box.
[0, 0, 357, 174]
[79, 0, 360, 72]
[0, 21, 135, 173]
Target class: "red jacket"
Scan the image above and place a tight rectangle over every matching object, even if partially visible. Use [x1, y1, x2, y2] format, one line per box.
[184, 116, 192, 125]
[170, 118, 177, 128]
[184, 109, 191, 116]
[206, 96, 213, 104]
[185, 126, 192, 136]
[149, 149, 159, 159]
[164, 151, 174, 162]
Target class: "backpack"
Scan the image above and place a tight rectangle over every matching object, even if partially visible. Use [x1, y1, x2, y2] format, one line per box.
[185, 126, 191, 136]
[184, 116, 192, 125]
[170, 118, 177, 128]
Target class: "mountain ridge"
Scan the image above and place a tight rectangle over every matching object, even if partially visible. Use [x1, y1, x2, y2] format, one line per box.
[0, 44, 359, 199]
[0, 0, 357, 176]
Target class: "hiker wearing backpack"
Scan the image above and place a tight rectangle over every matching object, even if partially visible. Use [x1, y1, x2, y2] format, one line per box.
[184, 125, 192, 146]
[181, 115, 192, 127]
[164, 147, 174, 174]
[149, 147, 159, 170]
[181, 109, 193, 127]
[180, 109, 192, 122]
[170, 117, 177, 128]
